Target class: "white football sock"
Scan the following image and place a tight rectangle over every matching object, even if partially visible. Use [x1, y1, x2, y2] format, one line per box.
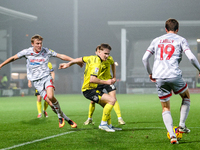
[162, 111, 176, 138]
[179, 98, 190, 127]
[100, 121, 107, 125]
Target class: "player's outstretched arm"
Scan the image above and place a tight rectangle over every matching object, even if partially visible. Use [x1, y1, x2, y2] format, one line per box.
[58, 63, 70, 69]
[90, 76, 115, 85]
[0, 54, 19, 69]
[142, 51, 153, 75]
[111, 63, 116, 83]
[57, 54, 84, 68]
[58, 57, 83, 69]
[56, 53, 73, 61]
[185, 50, 200, 72]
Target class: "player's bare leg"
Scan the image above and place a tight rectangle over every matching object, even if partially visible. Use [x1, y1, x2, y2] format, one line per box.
[46, 87, 77, 128]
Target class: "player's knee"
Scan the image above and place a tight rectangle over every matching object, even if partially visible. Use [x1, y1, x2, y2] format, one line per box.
[47, 94, 54, 101]
[45, 99, 53, 106]
[180, 89, 190, 99]
[110, 97, 116, 105]
[162, 107, 170, 113]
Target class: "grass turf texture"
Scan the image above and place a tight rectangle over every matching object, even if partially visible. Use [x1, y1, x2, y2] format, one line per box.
[0, 94, 200, 150]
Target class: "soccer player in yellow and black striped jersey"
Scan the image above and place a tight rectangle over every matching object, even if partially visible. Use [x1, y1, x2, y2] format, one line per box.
[83, 46, 125, 125]
[28, 62, 55, 118]
[59, 43, 119, 132]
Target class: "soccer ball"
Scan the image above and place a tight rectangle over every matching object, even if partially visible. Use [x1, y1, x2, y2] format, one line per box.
[167, 126, 183, 140]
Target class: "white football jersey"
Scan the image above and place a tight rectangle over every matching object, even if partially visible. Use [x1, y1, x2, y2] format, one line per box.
[17, 47, 57, 81]
[147, 33, 190, 78]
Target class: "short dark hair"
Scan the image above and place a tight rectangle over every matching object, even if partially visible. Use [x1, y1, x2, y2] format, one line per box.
[99, 43, 112, 51]
[165, 18, 179, 32]
[96, 45, 101, 51]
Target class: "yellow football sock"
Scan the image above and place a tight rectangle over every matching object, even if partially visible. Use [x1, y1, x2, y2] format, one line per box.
[113, 101, 122, 118]
[102, 103, 113, 122]
[107, 113, 111, 125]
[43, 101, 49, 111]
[37, 101, 42, 114]
[88, 103, 95, 118]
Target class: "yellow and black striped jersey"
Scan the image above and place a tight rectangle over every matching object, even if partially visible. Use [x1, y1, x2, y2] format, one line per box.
[82, 55, 102, 92]
[98, 56, 114, 80]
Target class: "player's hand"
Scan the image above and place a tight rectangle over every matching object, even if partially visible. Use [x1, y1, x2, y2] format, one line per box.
[112, 78, 116, 83]
[107, 79, 115, 85]
[106, 79, 112, 85]
[58, 63, 70, 69]
[149, 74, 156, 82]
[28, 81, 32, 88]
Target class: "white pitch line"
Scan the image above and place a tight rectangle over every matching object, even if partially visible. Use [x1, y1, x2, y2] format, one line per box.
[0, 131, 75, 150]
[1, 126, 200, 150]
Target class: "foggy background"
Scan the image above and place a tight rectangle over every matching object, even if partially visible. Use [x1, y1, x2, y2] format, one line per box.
[1, 0, 200, 95]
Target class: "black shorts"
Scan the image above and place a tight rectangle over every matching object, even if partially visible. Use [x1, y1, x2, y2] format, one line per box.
[97, 84, 116, 93]
[83, 89, 104, 103]
[35, 89, 40, 96]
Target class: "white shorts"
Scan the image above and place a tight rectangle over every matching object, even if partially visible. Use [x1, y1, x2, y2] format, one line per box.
[33, 75, 55, 100]
[155, 76, 188, 102]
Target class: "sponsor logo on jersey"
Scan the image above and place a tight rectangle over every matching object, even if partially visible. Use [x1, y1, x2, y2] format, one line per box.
[30, 59, 45, 62]
[94, 67, 99, 74]
[30, 62, 40, 65]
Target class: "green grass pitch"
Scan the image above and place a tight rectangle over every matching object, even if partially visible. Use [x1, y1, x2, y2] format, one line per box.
[0, 94, 200, 150]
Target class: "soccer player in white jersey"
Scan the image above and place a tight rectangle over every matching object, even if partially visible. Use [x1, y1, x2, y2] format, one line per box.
[142, 19, 200, 144]
[28, 62, 55, 118]
[0, 34, 83, 128]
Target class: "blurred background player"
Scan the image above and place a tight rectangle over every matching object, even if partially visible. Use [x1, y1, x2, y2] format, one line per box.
[0, 34, 82, 128]
[142, 18, 200, 144]
[0, 74, 8, 89]
[59, 43, 121, 132]
[84, 45, 125, 125]
[28, 62, 55, 118]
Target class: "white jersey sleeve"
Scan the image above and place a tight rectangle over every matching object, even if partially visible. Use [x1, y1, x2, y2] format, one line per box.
[142, 51, 153, 75]
[17, 48, 30, 58]
[185, 50, 200, 72]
